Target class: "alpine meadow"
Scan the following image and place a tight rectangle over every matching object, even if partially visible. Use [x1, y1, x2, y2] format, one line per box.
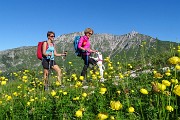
[0, 31, 180, 120]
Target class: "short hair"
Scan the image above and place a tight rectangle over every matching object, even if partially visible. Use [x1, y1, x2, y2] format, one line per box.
[84, 28, 94, 35]
[47, 31, 55, 37]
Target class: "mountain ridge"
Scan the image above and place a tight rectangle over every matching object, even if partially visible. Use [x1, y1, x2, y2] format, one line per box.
[0, 31, 178, 72]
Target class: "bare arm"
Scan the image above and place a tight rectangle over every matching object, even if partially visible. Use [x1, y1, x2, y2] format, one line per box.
[54, 46, 66, 56]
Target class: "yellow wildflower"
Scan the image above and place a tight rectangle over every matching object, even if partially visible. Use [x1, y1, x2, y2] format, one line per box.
[55, 81, 61, 86]
[140, 88, 148, 94]
[6, 96, 12, 101]
[119, 73, 124, 78]
[104, 72, 108, 76]
[110, 116, 115, 120]
[90, 70, 93, 75]
[158, 83, 166, 91]
[109, 67, 114, 70]
[128, 107, 135, 113]
[98, 113, 108, 120]
[1, 76, 5, 80]
[178, 45, 180, 50]
[117, 91, 121, 95]
[171, 79, 178, 84]
[175, 64, 180, 70]
[1, 81, 6, 85]
[153, 73, 163, 79]
[30, 99, 35, 102]
[82, 93, 87, 98]
[63, 92, 67, 95]
[22, 76, 28, 80]
[95, 71, 99, 75]
[71, 74, 76, 78]
[13, 92, 18, 96]
[162, 80, 171, 86]
[131, 90, 135, 93]
[51, 90, 56, 97]
[173, 85, 180, 96]
[79, 76, 84, 81]
[153, 70, 157, 74]
[168, 56, 180, 64]
[108, 63, 112, 67]
[110, 101, 123, 110]
[165, 72, 171, 76]
[27, 102, 31, 106]
[73, 97, 80, 101]
[75, 110, 83, 118]
[166, 105, 174, 112]
[75, 81, 82, 87]
[42, 97, 46, 101]
[24, 70, 29, 73]
[92, 74, 97, 80]
[99, 87, 107, 94]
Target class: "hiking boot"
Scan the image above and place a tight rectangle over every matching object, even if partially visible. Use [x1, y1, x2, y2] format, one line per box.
[44, 85, 49, 91]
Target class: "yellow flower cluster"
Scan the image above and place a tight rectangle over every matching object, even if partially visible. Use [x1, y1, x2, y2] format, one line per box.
[0, 76, 8, 85]
[71, 74, 77, 80]
[104, 57, 111, 63]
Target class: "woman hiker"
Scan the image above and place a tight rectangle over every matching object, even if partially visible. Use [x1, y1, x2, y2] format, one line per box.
[42, 31, 66, 90]
[78, 28, 97, 81]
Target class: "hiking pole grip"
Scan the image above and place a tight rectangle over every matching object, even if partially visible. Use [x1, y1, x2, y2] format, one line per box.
[64, 51, 67, 57]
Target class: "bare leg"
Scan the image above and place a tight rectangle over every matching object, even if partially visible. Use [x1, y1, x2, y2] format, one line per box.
[43, 69, 49, 89]
[52, 65, 62, 84]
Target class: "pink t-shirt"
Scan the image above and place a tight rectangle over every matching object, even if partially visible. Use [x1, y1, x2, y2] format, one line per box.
[78, 35, 91, 55]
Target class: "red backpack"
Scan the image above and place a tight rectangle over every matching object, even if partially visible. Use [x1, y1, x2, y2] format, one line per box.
[37, 41, 48, 60]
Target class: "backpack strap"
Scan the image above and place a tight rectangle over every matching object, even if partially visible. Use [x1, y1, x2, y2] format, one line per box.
[42, 41, 49, 58]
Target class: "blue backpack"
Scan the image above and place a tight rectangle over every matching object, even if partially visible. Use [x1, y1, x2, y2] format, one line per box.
[73, 36, 82, 57]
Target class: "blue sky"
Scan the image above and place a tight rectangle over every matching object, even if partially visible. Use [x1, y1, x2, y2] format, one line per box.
[0, 0, 179, 51]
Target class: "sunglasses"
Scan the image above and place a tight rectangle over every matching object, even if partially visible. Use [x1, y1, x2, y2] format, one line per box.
[89, 32, 93, 35]
[49, 35, 55, 37]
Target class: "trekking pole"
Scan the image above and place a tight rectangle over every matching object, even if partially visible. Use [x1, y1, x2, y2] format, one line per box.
[47, 55, 52, 90]
[85, 50, 88, 80]
[62, 40, 66, 71]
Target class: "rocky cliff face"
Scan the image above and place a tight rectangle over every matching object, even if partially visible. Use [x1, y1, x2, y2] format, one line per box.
[54, 31, 156, 57]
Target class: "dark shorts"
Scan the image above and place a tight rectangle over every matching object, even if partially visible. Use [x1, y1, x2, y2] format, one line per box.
[42, 58, 56, 69]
